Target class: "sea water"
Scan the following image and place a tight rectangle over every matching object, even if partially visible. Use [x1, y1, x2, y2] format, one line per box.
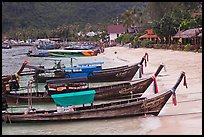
[2, 46, 160, 135]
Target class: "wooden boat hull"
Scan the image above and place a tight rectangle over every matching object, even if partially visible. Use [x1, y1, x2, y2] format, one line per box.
[2, 60, 28, 93]
[35, 63, 140, 83]
[35, 76, 63, 83]
[88, 64, 139, 82]
[27, 54, 50, 57]
[2, 91, 172, 123]
[4, 78, 153, 104]
[93, 78, 152, 100]
[4, 93, 53, 104]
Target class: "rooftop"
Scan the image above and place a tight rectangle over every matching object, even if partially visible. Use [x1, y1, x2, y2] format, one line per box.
[107, 24, 126, 34]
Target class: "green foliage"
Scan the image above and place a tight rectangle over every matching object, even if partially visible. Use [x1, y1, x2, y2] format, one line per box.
[120, 7, 145, 30]
[153, 14, 177, 37]
[115, 33, 135, 44]
[161, 44, 168, 49]
[153, 44, 160, 49]
[2, 2, 145, 34]
[3, 1, 202, 44]
[184, 44, 193, 51]
[140, 39, 152, 47]
[198, 47, 202, 53]
[169, 44, 179, 50]
[179, 18, 198, 30]
[152, 2, 202, 38]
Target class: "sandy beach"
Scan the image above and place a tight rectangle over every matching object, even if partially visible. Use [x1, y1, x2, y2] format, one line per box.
[100, 46, 202, 135]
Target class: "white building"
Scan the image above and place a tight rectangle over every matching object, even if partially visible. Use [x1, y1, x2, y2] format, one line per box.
[107, 24, 126, 45]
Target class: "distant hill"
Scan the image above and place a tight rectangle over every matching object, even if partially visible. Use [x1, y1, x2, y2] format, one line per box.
[2, 2, 146, 33]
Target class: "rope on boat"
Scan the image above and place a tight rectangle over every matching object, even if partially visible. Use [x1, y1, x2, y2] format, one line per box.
[16, 96, 19, 104]
[138, 65, 142, 78]
[8, 115, 11, 124]
[2, 115, 7, 123]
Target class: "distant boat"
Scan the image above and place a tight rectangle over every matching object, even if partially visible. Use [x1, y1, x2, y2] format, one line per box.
[64, 43, 95, 50]
[36, 44, 61, 50]
[11, 43, 33, 46]
[47, 49, 97, 57]
[2, 44, 12, 49]
[27, 51, 50, 57]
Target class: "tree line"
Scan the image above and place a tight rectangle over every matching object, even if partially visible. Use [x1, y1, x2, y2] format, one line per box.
[2, 2, 202, 42]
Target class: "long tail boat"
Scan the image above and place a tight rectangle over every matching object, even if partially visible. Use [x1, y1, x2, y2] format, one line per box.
[27, 51, 51, 57]
[32, 53, 149, 83]
[47, 49, 97, 57]
[2, 60, 28, 94]
[20, 58, 104, 76]
[2, 71, 187, 123]
[3, 63, 164, 104]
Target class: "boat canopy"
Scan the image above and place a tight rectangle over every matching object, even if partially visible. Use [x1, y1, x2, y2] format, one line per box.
[51, 90, 96, 106]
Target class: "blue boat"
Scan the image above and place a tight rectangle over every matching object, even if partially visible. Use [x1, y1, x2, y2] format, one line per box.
[27, 51, 50, 57]
[35, 61, 104, 83]
[62, 61, 104, 78]
[32, 53, 148, 83]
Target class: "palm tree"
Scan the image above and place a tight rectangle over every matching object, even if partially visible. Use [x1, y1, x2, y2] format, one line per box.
[121, 9, 133, 32]
[121, 7, 145, 33]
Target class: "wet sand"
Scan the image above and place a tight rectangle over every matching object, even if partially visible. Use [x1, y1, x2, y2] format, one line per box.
[101, 46, 202, 135]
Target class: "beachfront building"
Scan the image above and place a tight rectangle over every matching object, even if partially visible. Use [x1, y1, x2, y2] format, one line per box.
[139, 29, 159, 43]
[173, 27, 202, 48]
[107, 24, 126, 46]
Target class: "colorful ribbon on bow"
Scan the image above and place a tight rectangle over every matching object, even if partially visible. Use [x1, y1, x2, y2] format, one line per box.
[152, 75, 158, 94]
[140, 64, 143, 74]
[172, 92, 177, 106]
[138, 65, 142, 78]
[143, 53, 149, 67]
[15, 72, 20, 81]
[183, 75, 188, 88]
[145, 52, 149, 62]
[172, 73, 188, 106]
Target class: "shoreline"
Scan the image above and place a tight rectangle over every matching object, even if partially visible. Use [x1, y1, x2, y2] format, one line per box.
[100, 46, 202, 135]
